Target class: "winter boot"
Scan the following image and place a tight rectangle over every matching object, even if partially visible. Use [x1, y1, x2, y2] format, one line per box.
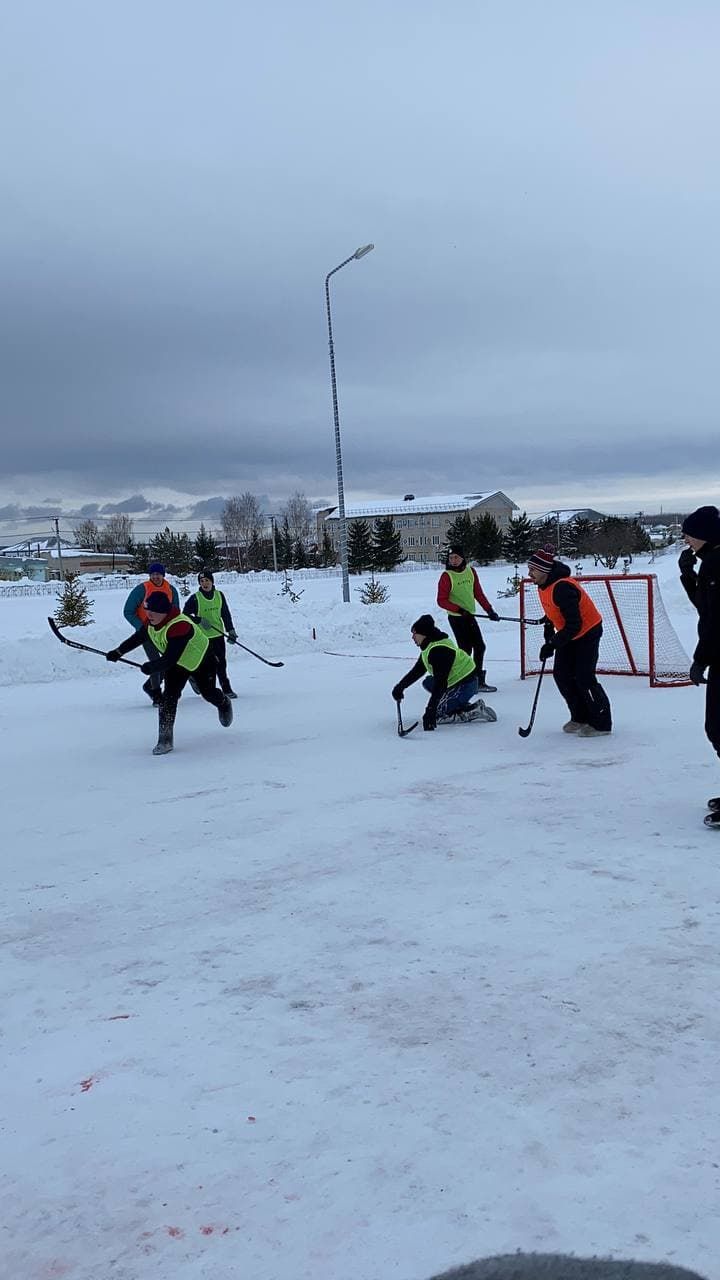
[577, 724, 612, 737]
[152, 706, 175, 755]
[221, 682, 238, 699]
[189, 677, 201, 696]
[707, 797, 720, 812]
[142, 678, 158, 703]
[218, 695, 234, 728]
[478, 669, 497, 693]
[562, 720, 584, 733]
[704, 810, 720, 829]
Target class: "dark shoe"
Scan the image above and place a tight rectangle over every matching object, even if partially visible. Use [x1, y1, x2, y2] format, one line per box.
[704, 810, 720, 828]
[189, 677, 201, 695]
[152, 736, 173, 755]
[478, 670, 497, 693]
[151, 694, 163, 708]
[221, 685, 238, 699]
[218, 696, 233, 728]
[577, 725, 612, 737]
[707, 797, 720, 812]
[142, 678, 158, 702]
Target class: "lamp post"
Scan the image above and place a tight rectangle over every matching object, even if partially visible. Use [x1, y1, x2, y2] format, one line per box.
[324, 243, 374, 603]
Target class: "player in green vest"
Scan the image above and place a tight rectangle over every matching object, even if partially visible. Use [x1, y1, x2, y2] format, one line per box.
[106, 591, 234, 755]
[391, 614, 497, 730]
[184, 568, 238, 698]
[437, 544, 500, 692]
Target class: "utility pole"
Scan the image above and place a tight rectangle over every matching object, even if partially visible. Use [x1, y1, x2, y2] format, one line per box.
[54, 517, 65, 580]
[269, 516, 278, 572]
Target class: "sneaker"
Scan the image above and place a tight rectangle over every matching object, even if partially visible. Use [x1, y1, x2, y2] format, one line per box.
[222, 687, 238, 700]
[707, 797, 720, 812]
[704, 810, 720, 829]
[151, 694, 163, 708]
[152, 738, 173, 756]
[218, 696, 234, 728]
[562, 721, 584, 734]
[577, 725, 612, 737]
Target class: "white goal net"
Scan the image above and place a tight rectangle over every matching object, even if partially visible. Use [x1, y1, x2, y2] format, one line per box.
[520, 573, 691, 687]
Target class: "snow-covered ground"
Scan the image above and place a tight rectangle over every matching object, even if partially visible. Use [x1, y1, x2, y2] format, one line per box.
[3, 556, 719, 1280]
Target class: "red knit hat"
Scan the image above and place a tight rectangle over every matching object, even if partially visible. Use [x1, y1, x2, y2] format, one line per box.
[528, 544, 555, 574]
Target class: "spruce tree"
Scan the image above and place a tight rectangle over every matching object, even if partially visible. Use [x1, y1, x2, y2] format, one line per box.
[147, 528, 193, 575]
[360, 571, 389, 603]
[471, 514, 502, 564]
[348, 519, 373, 573]
[131, 541, 149, 573]
[55, 575, 94, 627]
[320, 528, 337, 568]
[502, 512, 535, 566]
[279, 517, 294, 570]
[371, 516, 404, 571]
[293, 539, 309, 569]
[194, 524, 219, 569]
[444, 513, 474, 556]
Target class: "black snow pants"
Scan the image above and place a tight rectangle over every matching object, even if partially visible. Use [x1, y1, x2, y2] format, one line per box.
[705, 666, 720, 760]
[552, 625, 612, 732]
[158, 650, 226, 741]
[448, 613, 486, 673]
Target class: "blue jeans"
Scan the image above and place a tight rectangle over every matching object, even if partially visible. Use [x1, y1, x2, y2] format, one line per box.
[422, 673, 479, 715]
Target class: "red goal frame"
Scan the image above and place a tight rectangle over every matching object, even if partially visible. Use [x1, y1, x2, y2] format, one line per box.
[519, 573, 691, 687]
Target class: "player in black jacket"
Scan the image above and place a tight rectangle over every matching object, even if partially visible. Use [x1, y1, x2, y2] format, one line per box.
[679, 505, 720, 827]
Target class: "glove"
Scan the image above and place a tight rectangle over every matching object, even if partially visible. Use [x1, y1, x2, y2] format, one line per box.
[422, 707, 437, 731]
[106, 649, 121, 662]
[141, 661, 154, 675]
[679, 547, 696, 573]
[689, 660, 706, 686]
[199, 618, 214, 631]
[539, 641, 554, 662]
[486, 609, 500, 622]
[391, 684, 404, 702]
[227, 630, 237, 644]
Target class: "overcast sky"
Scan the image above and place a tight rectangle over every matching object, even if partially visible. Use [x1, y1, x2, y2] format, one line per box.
[2, 0, 719, 535]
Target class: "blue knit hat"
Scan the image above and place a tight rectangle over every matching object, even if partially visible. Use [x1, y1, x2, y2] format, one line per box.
[148, 562, 165, 575]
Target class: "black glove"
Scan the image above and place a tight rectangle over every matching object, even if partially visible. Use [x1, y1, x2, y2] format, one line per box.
[227, 630, 237, 644]
[391, 684, 404, 703]
[486, 609, 500, 622]
[106, 649, 121, 662]
[539, 641, 554, 662]
[678, 547, 696, 573]
[141, 661, 153, 675]
[689, 660, 706, 686]
[422, 707, 437, 731]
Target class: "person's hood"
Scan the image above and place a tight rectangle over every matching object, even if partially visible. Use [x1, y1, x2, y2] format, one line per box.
[541, 559, 572, 587]
[420, 626, 449, 647]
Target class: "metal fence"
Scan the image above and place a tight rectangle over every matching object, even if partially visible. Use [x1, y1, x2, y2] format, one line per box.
[0, 561, 428, 599]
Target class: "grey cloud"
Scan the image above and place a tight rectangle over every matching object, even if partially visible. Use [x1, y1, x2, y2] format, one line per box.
[99, 495, 153, 514]
[190, 498, 227, 519]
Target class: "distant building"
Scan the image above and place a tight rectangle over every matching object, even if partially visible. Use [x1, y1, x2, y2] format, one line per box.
[529, 508, 606, 527]
[323, 491, 518, 562]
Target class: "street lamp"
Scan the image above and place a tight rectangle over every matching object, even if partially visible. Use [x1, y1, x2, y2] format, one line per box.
[324, 243, 374, 602]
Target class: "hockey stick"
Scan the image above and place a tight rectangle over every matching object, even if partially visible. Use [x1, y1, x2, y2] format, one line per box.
[48, 617, 145, 669]
[195, 619, 284, 668]
[396, 702, 418, 738]
[518, 658, 547, 738]
[495, 615, 544, 625]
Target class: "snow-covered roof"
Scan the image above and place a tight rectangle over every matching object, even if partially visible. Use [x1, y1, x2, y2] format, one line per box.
[0, 536, 73, 556]
[325, 492, 514, 520]
[529, 508, 604, 525]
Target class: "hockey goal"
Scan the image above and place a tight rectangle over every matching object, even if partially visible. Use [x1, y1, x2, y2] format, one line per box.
[519, 573, 691, 687]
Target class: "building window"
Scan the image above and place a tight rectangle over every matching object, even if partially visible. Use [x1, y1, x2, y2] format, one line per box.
[432, 535, 440, 546]
[431, 517, 440, 528]
[407, 536, 415, 547]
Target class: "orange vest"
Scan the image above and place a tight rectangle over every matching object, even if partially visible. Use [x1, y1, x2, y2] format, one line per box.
[539, 576, 601, 641]
[137, 578, 174, 626]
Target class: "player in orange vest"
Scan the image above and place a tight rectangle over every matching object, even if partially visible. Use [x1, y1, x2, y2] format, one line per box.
[527, 545, 612, 737]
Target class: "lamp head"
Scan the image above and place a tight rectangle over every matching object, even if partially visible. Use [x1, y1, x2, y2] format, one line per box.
[353, 244, 374, 259]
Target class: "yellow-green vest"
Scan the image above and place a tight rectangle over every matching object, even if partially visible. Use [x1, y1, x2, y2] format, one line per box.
[149, 614, 208, 672]
[446, 566, 476, 615]
[195, 588, 223, 636]
[420, 637, 476, 686]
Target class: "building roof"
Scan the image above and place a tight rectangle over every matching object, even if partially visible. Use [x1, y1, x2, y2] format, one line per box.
[0, 535, 74, 556]
[325, 492, 515, 520]
[529, 508, 605, 525]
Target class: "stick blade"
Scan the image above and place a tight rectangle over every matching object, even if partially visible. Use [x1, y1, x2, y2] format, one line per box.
[517, 725, 532, 738]
[399, 720, 419, 737]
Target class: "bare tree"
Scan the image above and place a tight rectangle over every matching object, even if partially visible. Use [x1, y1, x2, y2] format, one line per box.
[281, 491, 313, 542]
[73, 518, 99, 549]
[97, 514, 134, 553]
[221, 493, 263, 568]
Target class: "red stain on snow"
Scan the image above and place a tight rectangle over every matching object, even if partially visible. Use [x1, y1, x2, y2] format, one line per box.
[79, 1076, 95, 1092]
[200, 1225, 214, 1235]
[166, 1226, 184, 1238]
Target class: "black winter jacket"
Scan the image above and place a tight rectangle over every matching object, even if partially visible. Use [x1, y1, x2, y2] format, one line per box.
[680, 542, 720, 668]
